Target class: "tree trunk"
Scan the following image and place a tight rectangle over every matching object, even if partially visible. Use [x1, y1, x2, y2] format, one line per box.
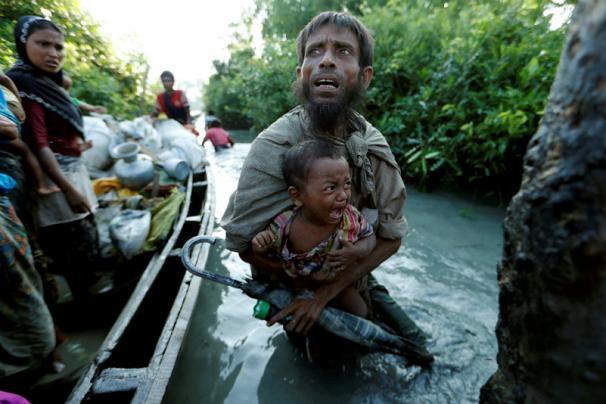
[480, 1, 606, 403]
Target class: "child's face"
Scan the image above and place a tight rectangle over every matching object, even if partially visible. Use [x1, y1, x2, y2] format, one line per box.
[293, 156, 352, 225]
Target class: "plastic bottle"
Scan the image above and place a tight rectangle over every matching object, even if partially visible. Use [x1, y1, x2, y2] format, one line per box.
[253, 299, 275, 320]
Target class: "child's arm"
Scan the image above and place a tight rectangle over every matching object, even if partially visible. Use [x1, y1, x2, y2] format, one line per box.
[251, 229, 276, 254]
[326, 233, 377, 272]
[240, 226, 285, 275]
[79, 101, 107, 114]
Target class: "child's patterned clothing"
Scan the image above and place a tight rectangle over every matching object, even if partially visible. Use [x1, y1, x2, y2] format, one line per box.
[265, 204, 373, 278]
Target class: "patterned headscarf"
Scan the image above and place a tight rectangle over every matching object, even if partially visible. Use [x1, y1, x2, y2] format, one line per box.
[6, 16, 83, 134]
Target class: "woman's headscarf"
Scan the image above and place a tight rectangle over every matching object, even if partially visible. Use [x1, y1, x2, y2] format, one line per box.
[6, 16, 83, 134]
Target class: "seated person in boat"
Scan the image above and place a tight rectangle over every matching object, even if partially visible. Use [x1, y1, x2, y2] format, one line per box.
[222, 11, 430, 347]
[152, 70, 198, 135]
[252, 140, 376, 318]
[202, 118, 235, 152]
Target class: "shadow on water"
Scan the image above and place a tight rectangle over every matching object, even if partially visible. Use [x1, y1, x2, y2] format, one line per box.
[164, 141, 505, 403]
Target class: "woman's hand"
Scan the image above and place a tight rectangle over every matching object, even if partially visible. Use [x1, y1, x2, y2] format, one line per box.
[64, 187, 91, 214]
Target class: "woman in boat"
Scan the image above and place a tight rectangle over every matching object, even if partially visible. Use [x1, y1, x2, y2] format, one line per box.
[7, 16, 100, 300]
[152, 70, 198, 135]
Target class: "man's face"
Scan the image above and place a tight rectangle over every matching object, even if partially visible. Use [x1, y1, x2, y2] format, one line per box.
[296, 24, 372, 106]
[161, 77, 174, 91]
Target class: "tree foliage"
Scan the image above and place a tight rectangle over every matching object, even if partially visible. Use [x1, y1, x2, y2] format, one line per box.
[205, 0, 568, 198]
[0, 0, 154, 119]
[365, 0, 566, 197]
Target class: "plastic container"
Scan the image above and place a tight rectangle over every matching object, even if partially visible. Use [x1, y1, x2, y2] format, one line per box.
[162, 158, 190, 181]
[253, 300, 274, 320]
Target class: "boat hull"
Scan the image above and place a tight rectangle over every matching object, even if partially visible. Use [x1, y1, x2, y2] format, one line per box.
[66, 166, 215, 403]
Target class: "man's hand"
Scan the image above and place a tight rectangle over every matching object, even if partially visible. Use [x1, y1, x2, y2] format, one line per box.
[267, 288, 332, 335]
[251, 230, 275, 254]
[326, 238, 358, 272]
[266, 236, 401, 335]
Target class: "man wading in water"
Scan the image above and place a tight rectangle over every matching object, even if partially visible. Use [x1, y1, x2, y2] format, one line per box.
[221, 11, 431, 358]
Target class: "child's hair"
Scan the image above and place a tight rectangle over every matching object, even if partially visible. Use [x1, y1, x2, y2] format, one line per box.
[282, 139, 344, 189]
[208, 119, 222, 128]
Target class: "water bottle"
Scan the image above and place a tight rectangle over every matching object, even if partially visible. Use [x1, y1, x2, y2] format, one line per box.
[253, 299, 276, 320]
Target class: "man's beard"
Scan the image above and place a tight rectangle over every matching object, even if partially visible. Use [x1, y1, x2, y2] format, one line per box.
[293, 75, 366, 135]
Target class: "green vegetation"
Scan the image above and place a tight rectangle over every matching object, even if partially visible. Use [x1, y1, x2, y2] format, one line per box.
[0, 0, 154, 119]
[0, 0, 571, 198]
[204, 0, 569, 198]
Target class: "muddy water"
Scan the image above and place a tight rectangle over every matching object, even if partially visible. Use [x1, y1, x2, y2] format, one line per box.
[163, 141, 505, 404]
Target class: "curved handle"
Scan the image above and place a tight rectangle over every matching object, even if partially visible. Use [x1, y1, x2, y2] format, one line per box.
[180, 235, 245, 289]
[180, 235, 216, 274]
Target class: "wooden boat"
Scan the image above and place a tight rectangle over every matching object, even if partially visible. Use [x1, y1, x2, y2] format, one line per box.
[59, 165, 215, 403]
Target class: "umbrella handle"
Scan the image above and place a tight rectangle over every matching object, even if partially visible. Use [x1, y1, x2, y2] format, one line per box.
[180, 235, 245, 289]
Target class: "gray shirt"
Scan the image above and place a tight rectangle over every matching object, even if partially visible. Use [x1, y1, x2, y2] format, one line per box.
[221, 106, 407, 252]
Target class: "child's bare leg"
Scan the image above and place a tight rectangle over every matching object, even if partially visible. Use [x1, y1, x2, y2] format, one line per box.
[9, 139, 59, 195]
[332, 285, 368, 318]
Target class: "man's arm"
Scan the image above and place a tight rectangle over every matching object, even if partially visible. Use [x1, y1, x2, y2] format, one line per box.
[151, 98, 161, 118]
[180, 92, 192, 124]
[268, 236, 401, 335]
